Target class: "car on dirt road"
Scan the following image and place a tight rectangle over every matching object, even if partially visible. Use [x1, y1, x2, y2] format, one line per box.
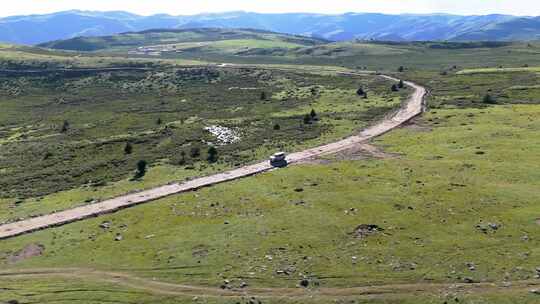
[270, 152, 287, 167]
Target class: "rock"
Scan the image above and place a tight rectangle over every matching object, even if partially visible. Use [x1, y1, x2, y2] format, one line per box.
[240, 281, 248, 288]
[488, 223, 500, 230]
[99, 221, 111, 229]
[352, 224, 383, 238]
[530, 289, 540, 295]
[294, 188, 304, 192]
[466, 262, 476, 271]
[115, 234, 123, 241]
[463, 277, 475, 283]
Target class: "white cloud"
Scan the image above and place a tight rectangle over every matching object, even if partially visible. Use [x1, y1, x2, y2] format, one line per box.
[1, 0, 538, 17]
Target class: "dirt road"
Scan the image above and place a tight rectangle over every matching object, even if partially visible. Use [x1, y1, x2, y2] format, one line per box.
[0, 75, 426, 240]
[1, 268, 536, 299]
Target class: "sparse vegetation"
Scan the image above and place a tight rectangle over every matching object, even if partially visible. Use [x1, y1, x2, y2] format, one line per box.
[1, 30, 540, 304]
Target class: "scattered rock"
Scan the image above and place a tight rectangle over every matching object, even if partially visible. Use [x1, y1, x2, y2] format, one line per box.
[99, 221, 111, 229]
[466, 262, 476, 271]
[240, 281, 248, 288]
[115, 234, 123, 241]
[475, 222, 500, 234]
[351, 224, 383, 238]
[530, 289, 540, 295]
[463, 277, 475, 283]
[7, 244, 45, 264]
[294, 188, 304, 192]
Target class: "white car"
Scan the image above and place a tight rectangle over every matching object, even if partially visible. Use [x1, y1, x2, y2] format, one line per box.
[270, 152, 287, 166]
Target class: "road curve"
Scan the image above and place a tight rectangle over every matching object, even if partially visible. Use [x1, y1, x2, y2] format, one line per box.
[0, 75, 426, 240]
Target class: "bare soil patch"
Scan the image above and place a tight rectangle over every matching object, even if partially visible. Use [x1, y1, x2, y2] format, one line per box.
[401, 117, 432, 132]
[7, 243, 44, 264]
[300, 143, 398, 165]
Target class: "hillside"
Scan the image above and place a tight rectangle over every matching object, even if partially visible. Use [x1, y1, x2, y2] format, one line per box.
[38, 28, 328, 52]
[1, 10, 540, 45]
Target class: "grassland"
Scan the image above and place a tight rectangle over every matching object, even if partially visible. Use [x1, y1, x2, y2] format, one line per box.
[0, 62, 407, 223]
[1, 33, 540, 303]
[1, 96, 539, 303]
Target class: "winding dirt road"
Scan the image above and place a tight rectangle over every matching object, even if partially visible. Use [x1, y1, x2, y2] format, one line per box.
[1, 268, 537, 299]
[0, 75, 426, 240]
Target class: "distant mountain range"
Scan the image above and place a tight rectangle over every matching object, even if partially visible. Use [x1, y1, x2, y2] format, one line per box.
[0, 10, 539, 45]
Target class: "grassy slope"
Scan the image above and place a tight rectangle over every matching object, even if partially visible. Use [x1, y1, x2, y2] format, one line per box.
[39, 28, 327, 52]
[0, 64, 406, 222]
[1, 104, 538, 297]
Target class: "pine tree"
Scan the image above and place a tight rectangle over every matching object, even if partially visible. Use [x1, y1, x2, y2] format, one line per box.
[207, 146, 218, 163]
[60, 120, 70, 133]
[124, 142, 133, 155]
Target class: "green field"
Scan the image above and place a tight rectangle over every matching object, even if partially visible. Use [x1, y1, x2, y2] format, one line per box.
[1, 29, 540, 303]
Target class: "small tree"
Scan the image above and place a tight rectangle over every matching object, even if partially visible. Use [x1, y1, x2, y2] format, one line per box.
[310, 109, 317, 119]
[391, 84, 399, 92]
[398, 66, 405, 72]
[156, 117, 162, 125]
[356, 87, 365, 96]
[190, 147, 201, 158]
[303, 114, 312, 124]
[124, 142, 133, 155]
[260, 91, 267, 101]
[134, 160, 147, 179]
[482, 94, 496, 104]
[207, 146, 218, 163]
[60, 120, 70, 133]
[273, 123, 281, 130]
[178, 151, 186, 165]
[363, 92, 368, 99]
[398, 79, 404, 89]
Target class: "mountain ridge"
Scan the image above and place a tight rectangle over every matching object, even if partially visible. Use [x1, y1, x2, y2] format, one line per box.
[0, 10, 539, 45]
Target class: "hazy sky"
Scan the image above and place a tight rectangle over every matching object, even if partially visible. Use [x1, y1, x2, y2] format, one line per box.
[1, 0, 539, 17]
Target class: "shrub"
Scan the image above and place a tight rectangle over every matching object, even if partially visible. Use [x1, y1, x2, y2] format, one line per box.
[134, 160, 147, 179]
[391, 84, 399, 92]
[303, 114, 312, 124]
[356, 87, 365, 96]
[273, 123, 281, 130]
[190, 147, 201, 158]
[482, 94, 497, 104]
[207, 146, 218, 163]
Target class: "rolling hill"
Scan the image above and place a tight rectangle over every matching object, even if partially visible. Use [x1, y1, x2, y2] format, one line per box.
[38, 28, 328, 52]
[1, 10, 540, 45]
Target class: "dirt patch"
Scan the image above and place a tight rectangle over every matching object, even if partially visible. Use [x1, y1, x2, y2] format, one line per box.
[401, 117, 432, 132]
[7, 243, 44, 264]
[192, 245, 209, 258]
[300, 143, 398, 165]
